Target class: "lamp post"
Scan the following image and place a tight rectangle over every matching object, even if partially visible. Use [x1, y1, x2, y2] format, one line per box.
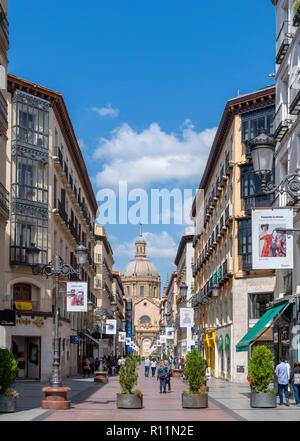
[26, 242, 88, 409]
[93, 306, 111, 383]
[122, 318, 126, 356]
[196, 285, 219, 354]
[111, 300, 118, 359]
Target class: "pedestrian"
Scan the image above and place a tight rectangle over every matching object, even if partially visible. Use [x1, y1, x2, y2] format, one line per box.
[168, 354, 173, 367]
[289, 361, 300, 407]
[89, 356, 94, 374]
[275, 357, 290, 406]
[83, 357, 91, 378]
[157, 361, 169, 393]
[151, 358, 157, 377]
[144, 357, 150, 377]
[94, 357, 100, 371]
[164, 360, 172, 392]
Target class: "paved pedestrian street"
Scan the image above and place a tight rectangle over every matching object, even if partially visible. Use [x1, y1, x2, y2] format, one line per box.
[1, 366, 300, 422]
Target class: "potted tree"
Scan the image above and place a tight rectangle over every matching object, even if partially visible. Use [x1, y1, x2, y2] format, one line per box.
[0, 348, 18, 413]
[248, 345, 276, 408]
[293, 0, 300, 26]
[182, 349, 208, 408]
[116, 356, 143, 408]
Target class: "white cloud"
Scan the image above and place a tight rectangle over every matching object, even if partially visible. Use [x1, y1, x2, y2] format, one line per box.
[115, 231, 178, 261]
[92, 103, 119, 118]
[93, 121, 217, 189]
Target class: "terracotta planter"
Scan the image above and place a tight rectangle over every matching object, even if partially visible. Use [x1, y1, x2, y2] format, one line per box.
[250, 392, 277, 408]
[172, 368, 183, 377]
[0, 396, 16, 413]
[94, 371, 108, 383]
[182, 392, 208, 408]
[41, 387, 71, 410]
[116, 393, 143, 409]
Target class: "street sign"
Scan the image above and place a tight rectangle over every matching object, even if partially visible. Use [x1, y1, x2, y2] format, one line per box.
[0, 309, 16, 326]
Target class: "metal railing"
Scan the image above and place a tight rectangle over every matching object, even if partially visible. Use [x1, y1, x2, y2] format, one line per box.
[276, 21, 291, 64]
[0, 182, 9, 215]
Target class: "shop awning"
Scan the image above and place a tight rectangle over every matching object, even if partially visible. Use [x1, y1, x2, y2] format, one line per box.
[236, 301, 289, 352]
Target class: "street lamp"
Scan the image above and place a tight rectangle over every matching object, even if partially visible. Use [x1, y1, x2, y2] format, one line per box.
[111, 300, 118, 358]
[249, 128, 300, 203]
[179, 282, 188, 301]
[26, 243, 88, 409]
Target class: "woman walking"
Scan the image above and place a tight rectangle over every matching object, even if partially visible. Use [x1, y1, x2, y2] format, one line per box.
[290, 361, 300, 407]
[151, 358, 157, 377]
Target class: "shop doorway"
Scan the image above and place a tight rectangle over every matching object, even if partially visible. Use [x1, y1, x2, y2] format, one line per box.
[12, 336, 41, 380]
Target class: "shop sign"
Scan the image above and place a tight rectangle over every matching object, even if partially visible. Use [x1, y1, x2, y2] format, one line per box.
[0, 309, 16, 326]
[180, 308, 194, 328]
[66, 282, 88, 312]
[273, 330, 279, 344]
[106, 319, 117, 335]
[237, 365, 245, 373]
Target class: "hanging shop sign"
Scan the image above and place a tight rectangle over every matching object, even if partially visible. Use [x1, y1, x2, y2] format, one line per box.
[252, 208, 293, 269]
[180, 308, 194, 328]
[165, 327, 174, 339]
[66, 282, 88, 312]
[70, 335, 80, 344]
[160, 335, 167, 344]
[0, 309, 16, 326]
[119, 332, 126, 342]
[106, 319, 117, 335]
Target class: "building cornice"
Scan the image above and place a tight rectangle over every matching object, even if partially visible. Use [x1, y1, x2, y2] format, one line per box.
[7, 74, 98, 216]
[174, 234, 193, 266]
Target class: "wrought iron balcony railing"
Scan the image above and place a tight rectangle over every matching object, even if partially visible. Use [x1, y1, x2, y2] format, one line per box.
[290, 74, 300, 115]
[0, 182, 9, 216]
[276, 21, 291, 65]
[273, 103, 290, 142]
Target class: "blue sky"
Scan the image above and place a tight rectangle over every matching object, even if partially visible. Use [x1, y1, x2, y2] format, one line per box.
[8, 0, 276, 287]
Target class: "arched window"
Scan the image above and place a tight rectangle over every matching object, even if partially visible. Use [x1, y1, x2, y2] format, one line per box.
[140, 315, 151, 324]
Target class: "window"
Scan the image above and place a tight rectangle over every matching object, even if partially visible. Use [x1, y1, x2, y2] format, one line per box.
[238, 218, 252, 255]
[241, 106, 275, 142]
[127, 286, 130, 297]
[13, 284, 31, 301]
[140, 315, 150, 324]
[140, 286, 144, 297]
[249, 293, 273, 319]
[12, 156, 48, 204]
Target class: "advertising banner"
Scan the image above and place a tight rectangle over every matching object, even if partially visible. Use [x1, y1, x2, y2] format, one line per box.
[160, 335, 166, 344]
[156, 340, 161, 347]
[180, 307, 194, 328]
[118, 332, 126, 342]
[106, 319, 117, 335]
[67, 282, 88, 312]
[125, 337, 131, 345]
[252, 208, 293, 269]
[165, 327, 174, 339]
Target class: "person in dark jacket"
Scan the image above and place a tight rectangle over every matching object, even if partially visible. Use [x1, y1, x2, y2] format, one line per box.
[157, 361, 169, 393]
[289, 361, 300, 407]
[164, 360, 172, 392]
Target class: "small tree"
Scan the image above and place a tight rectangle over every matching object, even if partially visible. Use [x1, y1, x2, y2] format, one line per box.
[248, 345, 274, 394]
[0, 348, 18, 397]
[184, 349, 206, 394]
[294, 0, 300, 13]
[118, 356, 138, 394]
[163, 352, 167, 361]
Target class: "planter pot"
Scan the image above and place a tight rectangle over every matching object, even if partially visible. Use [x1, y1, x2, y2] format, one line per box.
[116, 393, 143, 409]
[94, 371, 108, 383]
[250, 392, 277, 408]
[172, 368, 183, 377]
[0, 396, 16, 413]
[182, 392, 208, 408]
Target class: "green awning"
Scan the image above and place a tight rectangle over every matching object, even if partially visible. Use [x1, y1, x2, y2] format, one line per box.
[236, 301, 288, 352]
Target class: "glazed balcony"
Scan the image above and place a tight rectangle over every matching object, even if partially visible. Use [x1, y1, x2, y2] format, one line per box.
[290, 74, 300, 115]
[0, 182, 9, 219]
[276, 21, 291, 65]
[273, 103, 290, 141]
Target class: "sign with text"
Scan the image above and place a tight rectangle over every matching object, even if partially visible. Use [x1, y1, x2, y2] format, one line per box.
[165, 327, 174, 339]
[66, 282, 88, 312]
[118, 332, 126, 342]
[0, 309, 16, 326]
[252, 208, 293, 269]
[125, 337, 131, 345]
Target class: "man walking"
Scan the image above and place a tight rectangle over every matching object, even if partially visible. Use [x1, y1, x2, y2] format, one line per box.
[151, 358, 157, 377]
[144, 357, 150, 377]
[275, 357, 290, 406]
[157, 361, 169, 393]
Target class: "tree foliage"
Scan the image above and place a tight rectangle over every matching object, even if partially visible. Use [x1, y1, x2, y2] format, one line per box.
[184, 349, 206, 394]
[0, 348, 18, 396]
[118, 356, 138, 394]
[248, 345, 274, 393]
[294, 0, 300, 13]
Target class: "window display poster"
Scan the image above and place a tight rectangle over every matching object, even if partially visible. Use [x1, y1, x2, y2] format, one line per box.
[119, 332, 126, 342]
[165, 327, 174, 339]
[67, 282, 88, 312]
[180, 307, 194, 328]
[106, 319, 117, 335]
[252, 209, 293, 269]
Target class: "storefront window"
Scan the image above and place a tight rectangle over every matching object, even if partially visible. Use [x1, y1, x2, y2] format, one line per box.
[249, 293, 273, 319]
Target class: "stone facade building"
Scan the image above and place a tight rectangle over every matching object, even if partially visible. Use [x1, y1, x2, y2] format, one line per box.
[121, 232, 161, 357]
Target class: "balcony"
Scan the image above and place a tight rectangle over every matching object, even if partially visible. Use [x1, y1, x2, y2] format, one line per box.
[53, 146, 63, 171]
[276, 21, 291, 65]
[0, 4, 9, 48]
[57, 199, 68, 226]
[283, 271, 292, 296]
[244, 194, 274, 214]
[225, 204, 233, 225]
[0, 182, 9, 218]
[68, 220, 80, 244]
[273, 103, 290, 141]
[242, 253, 252, 272]
[290, 75, 300, 115]
[293, 3, 300, 26]
[0, 90, 7, 131]
[225, 152, 233, 175]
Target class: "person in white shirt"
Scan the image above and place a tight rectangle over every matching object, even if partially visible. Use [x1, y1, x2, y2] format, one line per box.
[144, 357, 150, 377]
[151, 359, 157, 377]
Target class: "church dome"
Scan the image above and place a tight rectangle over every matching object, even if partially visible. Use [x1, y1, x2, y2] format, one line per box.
[122, 257, 159, 278]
